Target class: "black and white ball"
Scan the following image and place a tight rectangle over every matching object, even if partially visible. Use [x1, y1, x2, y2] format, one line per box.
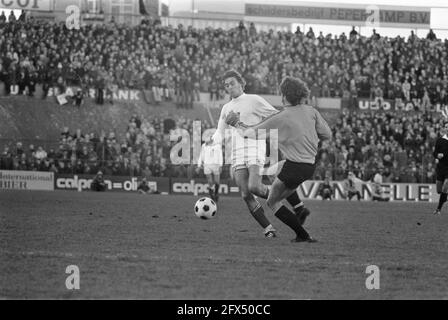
[194, 197, 217, 219]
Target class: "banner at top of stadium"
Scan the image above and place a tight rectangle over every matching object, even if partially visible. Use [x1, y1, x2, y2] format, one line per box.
[0, 0, 52, 11]
[245, 3, 431, 28]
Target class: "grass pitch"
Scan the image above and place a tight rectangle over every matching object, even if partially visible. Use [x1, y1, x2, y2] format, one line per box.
[1, 190, 447, 299]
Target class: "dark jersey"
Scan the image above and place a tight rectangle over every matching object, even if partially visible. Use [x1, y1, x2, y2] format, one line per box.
[138, 182, 150, 192]
[433, 137, 448, 168]
[320, 182, 332, 192]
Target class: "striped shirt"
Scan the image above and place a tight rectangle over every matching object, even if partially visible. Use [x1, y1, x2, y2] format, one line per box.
[251, 105, 332, 164]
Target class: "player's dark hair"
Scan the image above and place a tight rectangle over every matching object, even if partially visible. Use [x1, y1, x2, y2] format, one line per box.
[222, 69, 246, 88]
[280, 76, 310, 106]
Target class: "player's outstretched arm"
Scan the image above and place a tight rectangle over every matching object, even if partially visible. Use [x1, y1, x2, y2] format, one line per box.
[225, 110, 277, 140]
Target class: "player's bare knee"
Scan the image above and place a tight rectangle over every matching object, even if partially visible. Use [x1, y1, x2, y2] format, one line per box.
[247, 181, 262, 196]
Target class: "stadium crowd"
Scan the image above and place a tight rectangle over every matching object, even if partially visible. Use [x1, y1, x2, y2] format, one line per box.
[0, 108, 444, 183]
[1, 15, 448, 109]
[1, 16, 447, 182]
[0, 114, 219, 179]
[314, 109, 439, 183]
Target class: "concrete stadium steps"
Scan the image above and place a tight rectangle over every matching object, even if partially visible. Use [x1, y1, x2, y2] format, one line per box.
[0, 96, 215, 145]
[0, 95, 339, 151]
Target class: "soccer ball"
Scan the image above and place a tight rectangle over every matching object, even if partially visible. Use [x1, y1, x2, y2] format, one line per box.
[194, 197, 217, 219]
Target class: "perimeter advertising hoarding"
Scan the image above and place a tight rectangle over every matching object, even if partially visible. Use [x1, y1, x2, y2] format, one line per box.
[0, 0, 52, 11]
[170, 178, 437, 202]
[54, 174, 170, 193]
[0, 170, 54, 190]
[245, 3, 430, 28]
[171, 178, 241, 196]
[298, 180, 437, 202]
[0, 170, 435, 202]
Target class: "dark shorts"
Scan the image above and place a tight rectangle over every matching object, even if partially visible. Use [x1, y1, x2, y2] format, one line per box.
[436, 165, 448, 181]
[277, 160, 315, 190]
[91, 182, 106, 192]
[138, 185, 150, 192]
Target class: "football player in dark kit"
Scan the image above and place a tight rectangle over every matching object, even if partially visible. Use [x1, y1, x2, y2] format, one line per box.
[433, 122, 448, 215]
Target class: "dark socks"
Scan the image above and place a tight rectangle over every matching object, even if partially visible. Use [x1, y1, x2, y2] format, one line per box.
[250, 203, 271, 229]
[274, 205, 310, 239]
[214, 183, 219, 196]
[438, 193, 447, 210]
[286, 191, 304, 213]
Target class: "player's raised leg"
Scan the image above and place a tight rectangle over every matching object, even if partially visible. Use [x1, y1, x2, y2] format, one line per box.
[265, 160, 310, 225]
[234, 167, 276, 237]
[266, 177, 315, 242]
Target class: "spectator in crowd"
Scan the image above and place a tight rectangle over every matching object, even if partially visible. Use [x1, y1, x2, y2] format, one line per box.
[371, 169, 390, 201]
[344, 171, 362, 201]
[73, 89, 84, 107]
[90, 171, 106, 191]
[427, 29, 437, 41]
[137, 177, 150, 194]
[0, 11, 6, 24]
[137, 177, 159, 194]
[349, 26, 358, 38]
[317, 176, 333, 200]
[8, 11, 16, 22]
[35, 146, 47, 160]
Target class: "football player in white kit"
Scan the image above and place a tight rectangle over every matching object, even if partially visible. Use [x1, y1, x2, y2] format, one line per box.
[197, 141, 223, 202]
[210, 70, 307, 238]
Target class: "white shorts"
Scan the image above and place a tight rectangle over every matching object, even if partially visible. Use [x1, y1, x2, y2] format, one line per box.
[261, 160, 286, 176]
[231, 144, 266, 171]
[204, 165, 221, 176]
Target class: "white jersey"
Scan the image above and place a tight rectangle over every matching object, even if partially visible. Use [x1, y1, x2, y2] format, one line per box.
[198, 143, 223, 167]
[211, 93, 278, 162]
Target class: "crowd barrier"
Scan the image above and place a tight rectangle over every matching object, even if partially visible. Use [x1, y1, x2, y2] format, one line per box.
[0, 170, 440, 202]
